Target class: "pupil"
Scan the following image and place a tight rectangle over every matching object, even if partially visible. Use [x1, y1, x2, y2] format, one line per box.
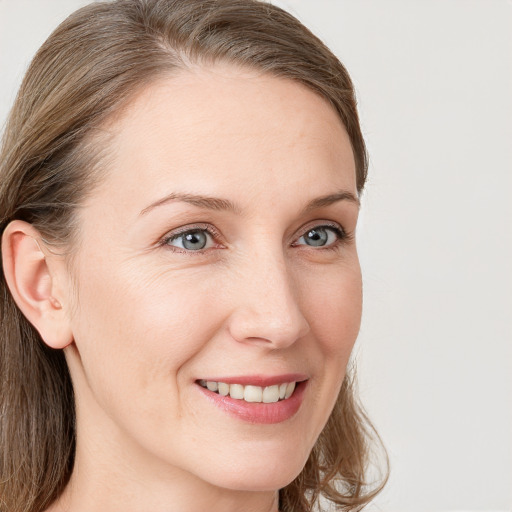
[183, 231, 207, 250]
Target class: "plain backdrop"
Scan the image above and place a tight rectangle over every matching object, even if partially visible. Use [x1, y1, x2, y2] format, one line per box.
[1, 1, 511, 511]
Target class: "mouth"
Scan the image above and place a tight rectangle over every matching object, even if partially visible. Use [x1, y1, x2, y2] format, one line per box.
[197, 379, 297, 403]
[195, 375, 308, 424]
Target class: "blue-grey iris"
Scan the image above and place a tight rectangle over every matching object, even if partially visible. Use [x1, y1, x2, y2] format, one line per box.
[183, 231, 207, 250]
[304, 228, 328, 247]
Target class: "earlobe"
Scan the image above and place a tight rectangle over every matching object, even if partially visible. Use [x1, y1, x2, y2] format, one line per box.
[1, 220, 73, 349]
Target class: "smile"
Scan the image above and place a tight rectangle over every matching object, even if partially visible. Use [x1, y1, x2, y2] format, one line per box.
[195, 375, 308, 424]
[198, 380, 296, 403]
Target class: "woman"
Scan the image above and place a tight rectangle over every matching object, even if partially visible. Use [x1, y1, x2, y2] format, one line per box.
[0, 1, 387, 511]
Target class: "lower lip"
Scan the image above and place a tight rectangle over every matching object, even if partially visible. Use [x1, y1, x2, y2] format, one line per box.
[196, 381, 307, 424]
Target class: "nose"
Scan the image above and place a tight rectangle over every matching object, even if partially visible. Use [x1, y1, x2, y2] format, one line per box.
[226, 250, 310, 349]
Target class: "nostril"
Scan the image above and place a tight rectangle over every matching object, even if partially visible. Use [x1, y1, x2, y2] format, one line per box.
[228, 309, 309, 349]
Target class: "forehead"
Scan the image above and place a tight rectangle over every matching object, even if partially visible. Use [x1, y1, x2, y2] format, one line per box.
[86, 65, 356, 215]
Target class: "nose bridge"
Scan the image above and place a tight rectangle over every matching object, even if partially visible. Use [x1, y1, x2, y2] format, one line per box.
[228, 243, 310, 347]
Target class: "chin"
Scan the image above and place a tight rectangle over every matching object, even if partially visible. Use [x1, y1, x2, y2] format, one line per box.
[212, 467, 303, 493]
[193, 443, 311, 492]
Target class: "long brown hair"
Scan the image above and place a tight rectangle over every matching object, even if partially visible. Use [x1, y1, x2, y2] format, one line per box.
[0, 1, 387, 511]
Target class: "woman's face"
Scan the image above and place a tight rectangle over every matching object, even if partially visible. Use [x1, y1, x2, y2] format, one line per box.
[64, 65, 362, 493]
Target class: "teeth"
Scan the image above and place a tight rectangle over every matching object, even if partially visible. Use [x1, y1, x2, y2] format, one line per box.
[279, 383, 287, 399]
[284, 381, 296, 399]
[244, 385, 262, 402]
[218, 382, 230, 396]
[206, 381, 218, 392]
[229, 383, 244, 400]
[262, 384, 279, 403]
[200, 380, 298, 403]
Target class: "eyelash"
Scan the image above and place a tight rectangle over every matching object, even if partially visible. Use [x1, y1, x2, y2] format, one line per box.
[159, 223, 222, 253]
[293, 223, 350, 252]
[159, 222, 351, 254]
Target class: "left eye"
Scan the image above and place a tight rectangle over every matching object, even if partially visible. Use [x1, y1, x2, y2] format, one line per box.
[295, 226, 342, 247]
[165, 229, 215, 251]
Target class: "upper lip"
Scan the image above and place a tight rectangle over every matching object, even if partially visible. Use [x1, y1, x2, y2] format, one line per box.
[196, 373, 308, 387]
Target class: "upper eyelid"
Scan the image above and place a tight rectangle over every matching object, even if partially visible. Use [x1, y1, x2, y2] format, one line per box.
[159, 226, 220, 254]
[161, 220, 347, 239]
[296, 221, 346, 237]
[161, 223, 220, 243]
[293, 223, 346, 245]
[158, 217, 349, 248]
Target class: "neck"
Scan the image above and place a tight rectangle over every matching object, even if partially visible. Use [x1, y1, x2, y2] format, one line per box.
[49, 469, 279, 512]
[46, 402, 279, 512]
[47, 444, 280, 512]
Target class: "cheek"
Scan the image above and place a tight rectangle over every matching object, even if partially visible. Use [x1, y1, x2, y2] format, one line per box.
[276, 257, 362, 455]
[301, 258, 362, 359]
[68, 258, 225, 412]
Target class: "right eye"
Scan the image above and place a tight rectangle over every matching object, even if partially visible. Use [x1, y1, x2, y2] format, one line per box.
[163, 228, 215, 252]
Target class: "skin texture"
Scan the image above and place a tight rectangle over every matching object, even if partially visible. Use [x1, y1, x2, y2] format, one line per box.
[5, 65, 362, 512]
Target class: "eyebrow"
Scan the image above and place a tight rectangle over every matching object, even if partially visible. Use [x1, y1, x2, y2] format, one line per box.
[140, 192, 242, 216]
[139, 189, 359, 216]
[301, 190, 360, 212]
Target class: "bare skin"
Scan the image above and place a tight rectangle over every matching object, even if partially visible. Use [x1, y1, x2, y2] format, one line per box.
[5, 65, 361, 512]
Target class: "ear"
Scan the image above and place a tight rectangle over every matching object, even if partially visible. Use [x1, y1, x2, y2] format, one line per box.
[2, 220, 73, 349]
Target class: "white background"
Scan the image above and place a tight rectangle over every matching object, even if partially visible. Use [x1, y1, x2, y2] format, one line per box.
[1, 1, 511, 511]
